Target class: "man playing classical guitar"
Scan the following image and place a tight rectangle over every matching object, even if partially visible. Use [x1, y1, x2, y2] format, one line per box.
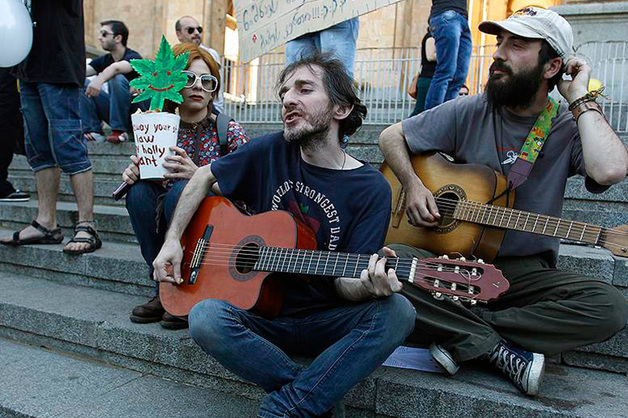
[153, 54, 416, 417]
[379, 7, 628, 396]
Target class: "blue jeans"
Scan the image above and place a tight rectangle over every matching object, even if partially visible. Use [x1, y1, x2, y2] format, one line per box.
[285, 18, 359, 79]
[80, 74, 147, 133]
[125, 180, 188, 284]
[189, 294, 415, 417]
[424, 10, 472, 110]
[20, 81, 91, 175]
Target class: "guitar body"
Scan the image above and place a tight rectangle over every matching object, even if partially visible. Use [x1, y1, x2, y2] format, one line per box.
[160, 197, 318, 317]
[381, 153, 514, 261]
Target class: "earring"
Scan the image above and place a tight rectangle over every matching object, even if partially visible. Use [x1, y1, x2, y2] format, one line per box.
[341, 134, 349, 149]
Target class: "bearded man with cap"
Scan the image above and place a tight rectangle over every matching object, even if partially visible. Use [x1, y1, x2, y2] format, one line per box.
[379, 7, 628, 396]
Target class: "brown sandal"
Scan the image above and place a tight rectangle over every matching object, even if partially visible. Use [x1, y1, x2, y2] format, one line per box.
[1, 220, 63, 246]
[63, 224, 102, 255]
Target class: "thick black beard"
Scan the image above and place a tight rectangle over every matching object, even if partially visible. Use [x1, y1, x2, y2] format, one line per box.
[485, 60, 545, 109]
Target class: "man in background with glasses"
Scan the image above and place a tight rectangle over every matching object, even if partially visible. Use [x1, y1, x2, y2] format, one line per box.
[81, 20, 146, 144]
[175, 15, 224, 113]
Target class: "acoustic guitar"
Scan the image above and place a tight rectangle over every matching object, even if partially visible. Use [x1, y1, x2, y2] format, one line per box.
[381, 152, 628, 262]
[160, 196, 510, 317]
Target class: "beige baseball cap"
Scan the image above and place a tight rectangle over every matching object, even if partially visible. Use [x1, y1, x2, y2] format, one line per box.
[479, 7, 574, 62]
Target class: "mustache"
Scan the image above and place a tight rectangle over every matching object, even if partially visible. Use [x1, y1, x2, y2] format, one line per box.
[490, 61, 513, 75]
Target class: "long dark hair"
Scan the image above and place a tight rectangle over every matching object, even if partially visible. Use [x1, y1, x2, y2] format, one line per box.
[277, 52, 367, 142]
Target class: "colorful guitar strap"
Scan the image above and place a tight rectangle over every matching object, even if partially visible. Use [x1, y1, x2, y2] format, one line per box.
[507, 97, 559, 189]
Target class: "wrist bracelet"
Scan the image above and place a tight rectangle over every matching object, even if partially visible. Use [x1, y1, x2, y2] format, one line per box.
[568, 95, 596, 111]
[571, 101, 603, 123]
[568, 87, 605, 111]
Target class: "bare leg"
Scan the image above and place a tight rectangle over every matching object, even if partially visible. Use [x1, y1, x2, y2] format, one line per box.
[64, 169, 98, 252]
[0, 167, 60, 243]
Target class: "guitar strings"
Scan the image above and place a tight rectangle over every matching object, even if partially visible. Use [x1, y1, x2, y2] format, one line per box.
[397, 195, 628, 244]
[179, 256, 485, 299]
[181, 245, 487, 282]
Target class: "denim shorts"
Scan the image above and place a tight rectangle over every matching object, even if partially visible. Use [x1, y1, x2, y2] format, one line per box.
[20, 81, 91, 175]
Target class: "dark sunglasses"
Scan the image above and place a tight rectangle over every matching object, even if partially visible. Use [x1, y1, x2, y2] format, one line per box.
[186, 26, 203, 35]
[100, 30, 115, 37]
[182, 70, 218, 92]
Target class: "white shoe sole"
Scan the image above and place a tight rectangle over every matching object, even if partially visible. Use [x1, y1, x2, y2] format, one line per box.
[429, 343, 460, 375]
[524, 353, 545, 396]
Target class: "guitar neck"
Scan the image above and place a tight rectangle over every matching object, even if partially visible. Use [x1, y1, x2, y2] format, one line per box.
[254, 247, 414, 281]
[453, 200, 604, 245]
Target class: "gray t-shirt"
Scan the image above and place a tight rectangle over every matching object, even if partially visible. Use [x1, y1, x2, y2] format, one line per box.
[402, 94, 597, 262]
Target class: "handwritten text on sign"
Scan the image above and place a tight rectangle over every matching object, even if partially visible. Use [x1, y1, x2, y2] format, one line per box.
[133, 122, 178, 168]
[131, 112, 180, 180]
[234, 0, 403, 62]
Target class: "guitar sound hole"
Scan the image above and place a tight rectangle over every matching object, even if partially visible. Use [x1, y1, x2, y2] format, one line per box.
[235, 243, 260, 274]
[436, 192, 459, 226]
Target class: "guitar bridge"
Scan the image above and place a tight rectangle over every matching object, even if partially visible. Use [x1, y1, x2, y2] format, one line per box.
[189, 225, 213, 285]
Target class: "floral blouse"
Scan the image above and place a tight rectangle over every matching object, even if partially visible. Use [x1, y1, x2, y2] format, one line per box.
[178, 115, 249, 167]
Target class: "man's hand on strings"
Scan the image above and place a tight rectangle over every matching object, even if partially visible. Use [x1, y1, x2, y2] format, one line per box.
[359, 247, 403, 297]
[153, 239, 184, 285]
[405, 182, 440, 227]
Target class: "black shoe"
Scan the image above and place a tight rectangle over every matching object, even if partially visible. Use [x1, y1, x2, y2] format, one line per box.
[488, 340, 545, 396]
[160, 312, 189, 330]
[130, 296, 165, 323]
[0, 189, 29, 202]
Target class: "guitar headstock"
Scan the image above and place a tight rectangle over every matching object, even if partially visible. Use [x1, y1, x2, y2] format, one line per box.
[606, 225, 628, 258]
[412, 256, 509, 303]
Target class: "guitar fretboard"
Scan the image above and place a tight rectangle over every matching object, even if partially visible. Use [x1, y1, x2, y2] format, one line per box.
[451, 200, 602, 244]
[253, 247, 413, 280]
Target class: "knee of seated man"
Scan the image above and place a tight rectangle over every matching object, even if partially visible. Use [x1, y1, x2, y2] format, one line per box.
[583, 282, 628, 336]
[380, 294, 416, 339]
[188, 299, 232, 349]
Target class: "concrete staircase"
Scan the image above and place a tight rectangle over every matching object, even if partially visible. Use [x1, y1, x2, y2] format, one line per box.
[1, 126, 627, 418]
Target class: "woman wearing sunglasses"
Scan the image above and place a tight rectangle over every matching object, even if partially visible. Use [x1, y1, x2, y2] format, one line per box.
[122, 43, 249, 329]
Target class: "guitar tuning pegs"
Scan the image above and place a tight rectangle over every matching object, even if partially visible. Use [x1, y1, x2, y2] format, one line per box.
[433, 292, 444, 300]
[469, 299, 477, 306]
[440, 255, 449, 259]
[459, 256, 466, 262]
[452, 296, 460, 301]
[468, 285, 475, 294]
[478, 259, 484, 264]
[471, 268, 478, 276]
[451, 283, 457, 291]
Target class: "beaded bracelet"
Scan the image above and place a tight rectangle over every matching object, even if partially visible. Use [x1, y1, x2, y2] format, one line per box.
[567, 87, 605, 111]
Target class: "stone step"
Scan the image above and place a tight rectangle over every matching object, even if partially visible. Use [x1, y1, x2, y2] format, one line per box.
[1, 273, 627, 418]
[9, 153, 130, 177]
[0, 201, 135, 244]
[0, 338, 260, 418]
[7, 173, 125, 207]
[0, 234, 626, 374]
[0, 229, 151, 297]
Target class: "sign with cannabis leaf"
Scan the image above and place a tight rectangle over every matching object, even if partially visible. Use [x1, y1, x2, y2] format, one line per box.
[129, 36, 189, 111]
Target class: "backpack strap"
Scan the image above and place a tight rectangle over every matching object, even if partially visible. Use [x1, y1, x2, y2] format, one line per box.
[216, 112, 234, 157]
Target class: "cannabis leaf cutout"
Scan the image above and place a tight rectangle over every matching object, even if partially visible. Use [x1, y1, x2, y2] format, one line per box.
[129, 36, 189, 111]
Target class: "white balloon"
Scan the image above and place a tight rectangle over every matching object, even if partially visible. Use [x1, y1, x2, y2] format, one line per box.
[0, 0, 33, 67]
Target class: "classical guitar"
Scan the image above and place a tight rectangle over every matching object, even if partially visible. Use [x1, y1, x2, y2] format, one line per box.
[159, 196, 510, 317]
[381, 152, 628, 262]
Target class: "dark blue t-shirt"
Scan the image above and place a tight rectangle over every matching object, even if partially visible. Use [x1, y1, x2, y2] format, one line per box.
[210, 132, 392, 314]
[89, 48, 142, 82]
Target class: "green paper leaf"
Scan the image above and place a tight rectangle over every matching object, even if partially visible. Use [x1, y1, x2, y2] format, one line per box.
[130, 59, 155, 77]
[128, 35, 189, 111]
[131, 89, 153, 104]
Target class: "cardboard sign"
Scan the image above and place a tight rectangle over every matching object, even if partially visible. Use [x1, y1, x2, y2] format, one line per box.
[131, 112, 181, 180]
[234, 0, 403, 62]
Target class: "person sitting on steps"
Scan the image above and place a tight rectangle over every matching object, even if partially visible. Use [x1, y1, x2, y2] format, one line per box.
[125, 43, 249, 330]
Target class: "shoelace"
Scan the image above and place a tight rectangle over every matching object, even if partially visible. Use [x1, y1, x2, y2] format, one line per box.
[490, 346, 527, 386]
